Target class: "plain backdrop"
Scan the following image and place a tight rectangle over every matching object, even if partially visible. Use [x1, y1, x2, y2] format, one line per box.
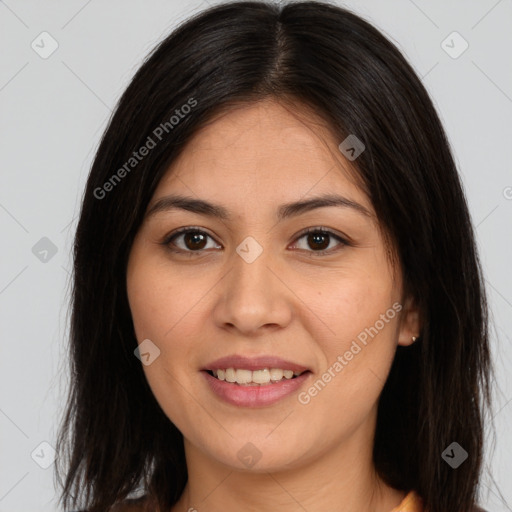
[0, 0, 511, 510]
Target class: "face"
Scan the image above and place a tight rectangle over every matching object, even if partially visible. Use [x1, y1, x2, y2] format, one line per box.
[126, 98, 419, 473]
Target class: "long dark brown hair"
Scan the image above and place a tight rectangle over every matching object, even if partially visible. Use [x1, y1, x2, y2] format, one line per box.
[55, 2, 495, 511]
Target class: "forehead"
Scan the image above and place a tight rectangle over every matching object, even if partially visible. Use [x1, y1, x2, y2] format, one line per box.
[154, 99, 371, 213]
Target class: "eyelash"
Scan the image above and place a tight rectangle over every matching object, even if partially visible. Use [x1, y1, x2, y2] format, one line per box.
[161, 225, 350, 257]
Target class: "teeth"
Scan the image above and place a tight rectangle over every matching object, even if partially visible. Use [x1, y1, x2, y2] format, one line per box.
[236, 369, 253, 384]
[211, 368, 303, 385]
[269, 368, 284, 381]
[252, 368, 270, 384]
[225, 368, 236, 383]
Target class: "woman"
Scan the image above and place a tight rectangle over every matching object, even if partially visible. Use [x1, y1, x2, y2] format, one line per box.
[55, 1, 494, 511]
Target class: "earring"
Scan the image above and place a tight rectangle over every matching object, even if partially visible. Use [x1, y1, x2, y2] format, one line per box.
[412, 336, 417, 342]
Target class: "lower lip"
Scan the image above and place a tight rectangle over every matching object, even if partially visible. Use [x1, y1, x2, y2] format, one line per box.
[202, 370, 312, 407]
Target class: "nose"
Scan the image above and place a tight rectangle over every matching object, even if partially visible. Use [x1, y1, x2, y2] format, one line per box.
[211, 242, 293, 336]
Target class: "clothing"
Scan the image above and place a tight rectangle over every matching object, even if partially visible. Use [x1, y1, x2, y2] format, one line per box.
[390, 490, 424, 512]
[389, 490, 488, 512]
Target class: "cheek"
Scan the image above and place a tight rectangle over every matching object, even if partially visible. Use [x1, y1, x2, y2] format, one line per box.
[127, 260, 204, 433]
[127, 251, 197, 341]
[126, 250, 213, 401]
[302, 261, 399, 349]
[295, 268, 401, 424]
[127, 265, 198, 389]
[127, 273, 173, 341]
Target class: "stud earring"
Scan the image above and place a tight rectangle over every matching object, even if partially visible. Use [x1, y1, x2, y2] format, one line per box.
[412, 336, 417, 342]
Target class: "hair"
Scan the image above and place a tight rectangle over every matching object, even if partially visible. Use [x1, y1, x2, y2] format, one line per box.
[55, 1, 495, 511]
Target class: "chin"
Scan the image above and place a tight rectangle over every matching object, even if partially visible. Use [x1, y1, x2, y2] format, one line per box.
[197, 429, 313, 473]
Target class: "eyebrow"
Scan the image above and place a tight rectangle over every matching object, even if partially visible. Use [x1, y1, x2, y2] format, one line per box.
[145, 193, 373, 221]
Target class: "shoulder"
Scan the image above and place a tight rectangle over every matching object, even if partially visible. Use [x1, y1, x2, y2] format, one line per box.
[70, 496, 150, 512]
[397, 490, 488, 512]
[111, 496, 150, 511]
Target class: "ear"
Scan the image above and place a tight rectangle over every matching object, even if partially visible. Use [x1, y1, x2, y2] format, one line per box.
[397, 295, 421, 346]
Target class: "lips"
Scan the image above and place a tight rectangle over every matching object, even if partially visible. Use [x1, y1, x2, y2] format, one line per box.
[202, 369, 312, 407]
[202, 354, 310, 373]
[201, 354, 312, 407]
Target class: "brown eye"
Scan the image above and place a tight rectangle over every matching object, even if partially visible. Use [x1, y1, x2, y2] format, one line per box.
[292, 228, 348, 255]
[163, 226, 348, 256]
[182, 231, 208, 250]
[307, 232, 330, 251]
[164, 228, 220, 253]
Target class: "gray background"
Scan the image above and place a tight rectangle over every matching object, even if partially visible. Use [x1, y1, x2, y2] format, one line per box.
[0, 0, 511, 510]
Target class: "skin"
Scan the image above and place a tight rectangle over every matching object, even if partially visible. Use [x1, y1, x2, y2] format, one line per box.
[126, 98, 421, 512]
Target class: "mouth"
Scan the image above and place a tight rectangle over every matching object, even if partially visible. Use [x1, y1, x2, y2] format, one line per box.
[204, 368, 310, 386]
[201, 368, 312, 407]
[201, 354, 312, 407]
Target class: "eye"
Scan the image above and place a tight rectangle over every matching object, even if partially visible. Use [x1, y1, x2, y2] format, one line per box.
[291, 227, 349, 256]
[162, 226, 349, 256]
[163, 227, 220, 254]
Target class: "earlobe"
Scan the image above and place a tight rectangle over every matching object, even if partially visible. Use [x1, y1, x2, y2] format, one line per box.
[397, 297, 421, 346]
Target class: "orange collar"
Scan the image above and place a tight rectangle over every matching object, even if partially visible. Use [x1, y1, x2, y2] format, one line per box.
[390, 490, 424, 512]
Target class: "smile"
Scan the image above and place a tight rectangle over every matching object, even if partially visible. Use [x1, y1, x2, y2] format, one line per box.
[202, 369, 312, 407]
[207, 367, 305, 385]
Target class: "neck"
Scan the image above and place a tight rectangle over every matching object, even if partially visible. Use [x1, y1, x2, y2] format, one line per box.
[170, 413, 405, 512]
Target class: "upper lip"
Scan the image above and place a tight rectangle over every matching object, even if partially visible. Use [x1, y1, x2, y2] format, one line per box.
[202, 355, 311, 373]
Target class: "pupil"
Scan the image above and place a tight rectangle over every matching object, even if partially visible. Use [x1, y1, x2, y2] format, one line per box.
[185, 232, 206, 250]
[309, 232, 329, 250]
